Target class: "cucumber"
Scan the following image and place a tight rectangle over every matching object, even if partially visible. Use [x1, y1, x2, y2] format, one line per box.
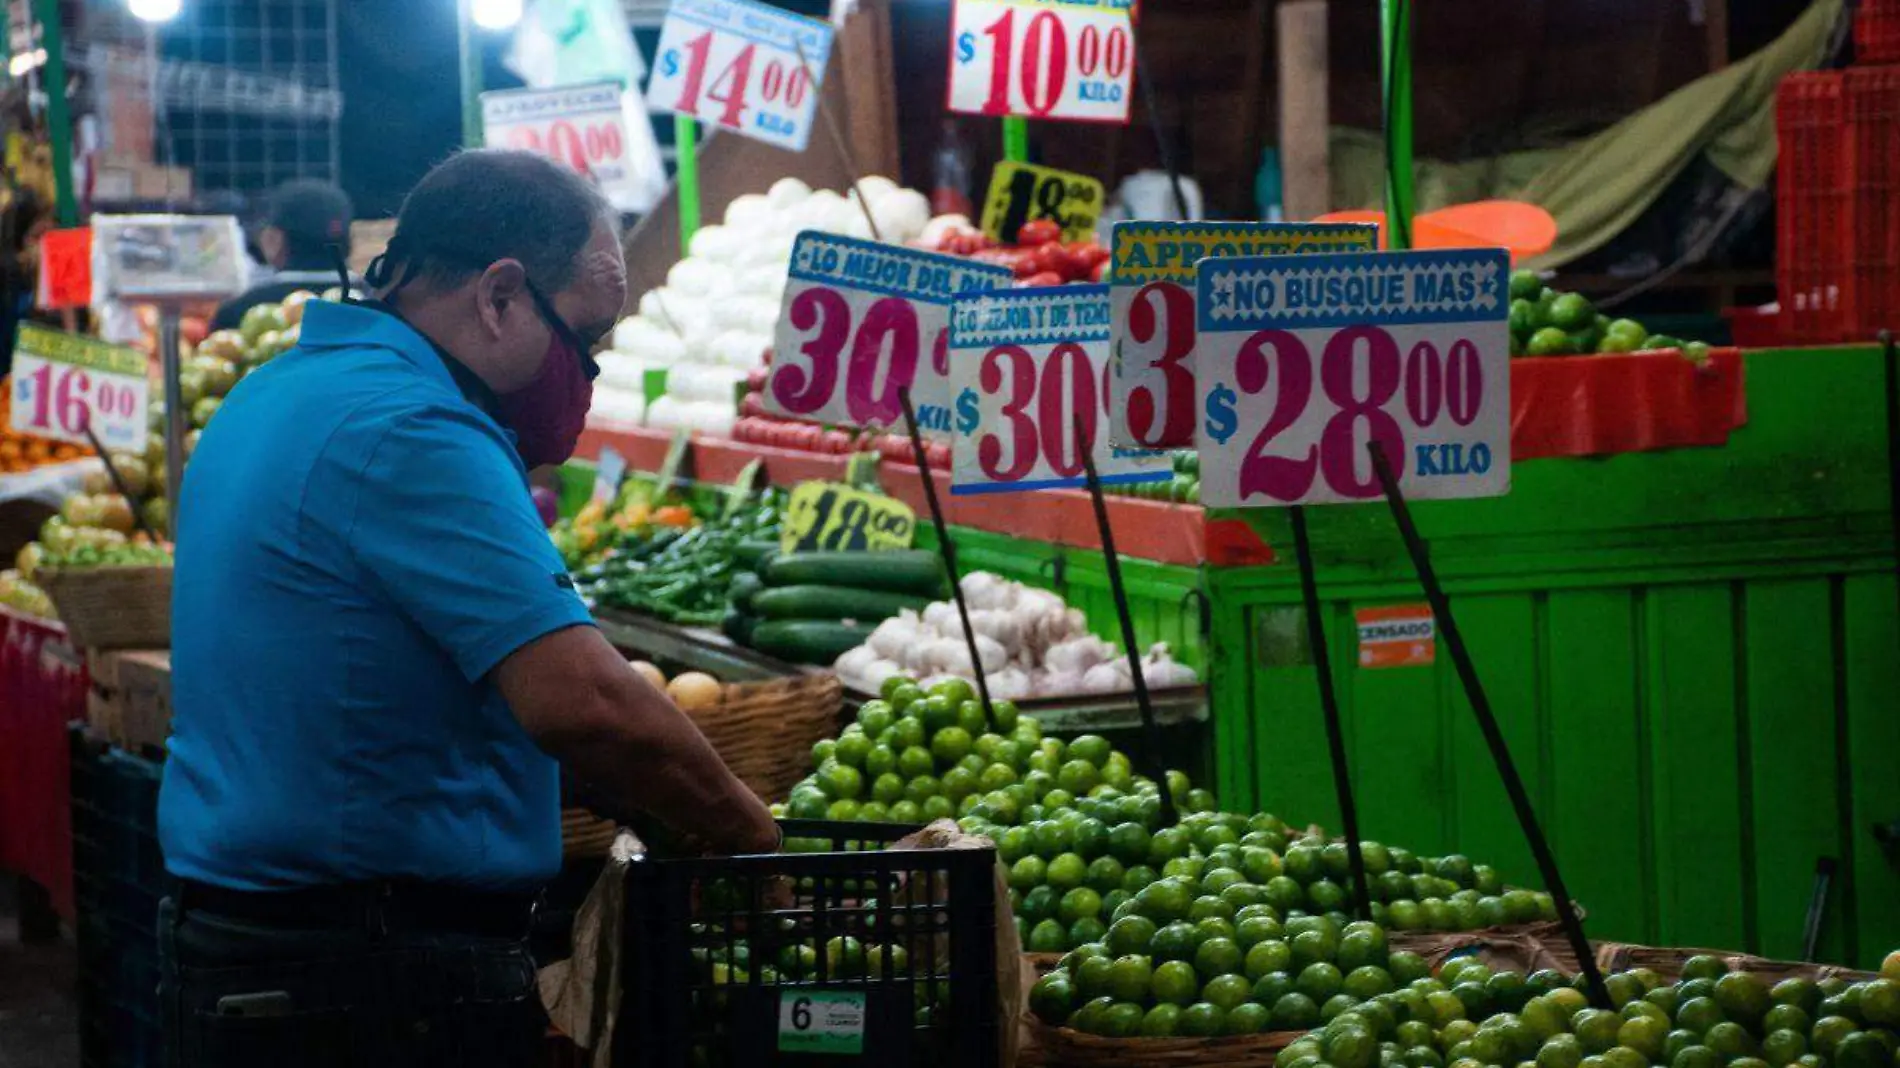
[722, 610, 757, 646]
[763, 551, 946, 598]
[728, 572, 765, 610]
[749, 620, 875, 664]
[733, 539, 781, 569]
[751, 585, 930, 623]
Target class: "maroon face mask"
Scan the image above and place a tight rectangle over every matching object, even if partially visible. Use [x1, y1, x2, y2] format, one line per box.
[495, 333, 594, 469]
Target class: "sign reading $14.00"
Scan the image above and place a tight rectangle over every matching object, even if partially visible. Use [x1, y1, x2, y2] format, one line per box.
[948, 284, 1170, 495]
[1108, 221, 1376, 450]
[1194, 248, 1512, 508]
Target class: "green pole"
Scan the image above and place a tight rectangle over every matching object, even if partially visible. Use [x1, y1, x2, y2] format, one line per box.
[675, 115, 701, 246]
[33, 0, 75, 226]
[1380, 0, 1414, 251]
[457, 0, 484, 148]
[1002, 117, 1029, 164]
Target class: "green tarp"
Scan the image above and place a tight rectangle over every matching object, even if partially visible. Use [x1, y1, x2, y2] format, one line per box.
[1329, 0, 1842, 268]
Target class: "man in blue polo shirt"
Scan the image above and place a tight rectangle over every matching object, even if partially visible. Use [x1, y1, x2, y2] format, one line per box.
[156, 150, 777, 1067]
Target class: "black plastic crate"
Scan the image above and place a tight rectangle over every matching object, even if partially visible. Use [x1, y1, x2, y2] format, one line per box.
[69, 726, 165, 1068]
[616, 820, 1000, 1068]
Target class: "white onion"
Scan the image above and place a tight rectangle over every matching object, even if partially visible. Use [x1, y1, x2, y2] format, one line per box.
[723, 193, 775, 232]
[767, 177, 812, 207]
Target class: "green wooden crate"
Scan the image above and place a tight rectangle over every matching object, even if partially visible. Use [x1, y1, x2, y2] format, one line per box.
[1207, 345, 1900, 970]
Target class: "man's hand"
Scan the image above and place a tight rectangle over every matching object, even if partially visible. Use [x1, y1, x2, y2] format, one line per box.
[494, 625, 779, 856]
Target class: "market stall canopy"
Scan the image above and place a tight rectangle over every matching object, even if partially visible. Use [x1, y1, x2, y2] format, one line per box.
[1329, 0, 1841, 269]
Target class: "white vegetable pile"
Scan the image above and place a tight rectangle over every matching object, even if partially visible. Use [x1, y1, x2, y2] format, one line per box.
[592, 176, 934, 433]
[832, 572, 1199, 699]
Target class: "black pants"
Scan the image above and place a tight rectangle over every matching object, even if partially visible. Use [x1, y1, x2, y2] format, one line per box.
[158, 894, 546, 1068]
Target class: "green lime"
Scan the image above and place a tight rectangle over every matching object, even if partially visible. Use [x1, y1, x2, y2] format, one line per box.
[1770, 978, 1820, 1014]
[1704, 1022, 1758, 1060]
[1105, 914, 1157, 957]
[1642, 335, 1685, 354]
[1150, 921, 1198, 963]
[1673, 1046, 1720, 1068]
[825, 798, 861, 821]
[1677, 996, 1725, 1035]
[1179, 1001, 1226, 1037]
[1072, 818, 1109, 859]
[1387, 951, 1429, 986]
[893, 745, 932, 780]
[1238, 916, 1286, 951]
[1618, 1015, 1668, 1061]
[1346, 966, 1396, 1000]
[1226, 1000, 1272, 1035]
[1149, 827, 1192, 866]
[1762, 1029, 1808, 1067]
[1085, 855, 1127, 895]
[1246, 940, 1293, 980]
[1058, 886, 1104, 926]
[1320, 993, 1363, 1022]
[1425, 990, 1468, 1027]
[1009, 855, 1047, 892]
[1860, 978, 1900, 1027]
[1152, 959, 1200, 1006]
[1713, 972, 1771, 1027]
[1549, 293, 1594, 332]
[1045, 853, 1087, 892]
[1028, 918, 1068, 953]
[1068, 995, 1111, 1034]
[1275, 992, 1323, 1030]
[1030, 972, 1077, 1022]
[1140, 1002, 1183, 1036]
[1136, 878, 1195, 924]
[1058, 760, 1103, 796]
[1809, 1016, 1858, 1059]
[1832, 1031, 1891, 1068]
[1510, 269, 1544, 302]
[1066, 734, 1111, 767]
[1300, 962, 1346, 1002]
[1539, 1034, 1585, 1068]
[1023, 883, 1062, 921]
[1122, 864, 1159, 894]
[1573, 1009, 1621, 1053]
[930, 726, 973, 767]
[1204, 972, 1252, 1011]
[904, 774, 941, 805]
[1194, 937, 1244, 979]
[1526, 327, 1571, 357]
[955, 698, 988, 736]
[1254, 970, 1296, 1007]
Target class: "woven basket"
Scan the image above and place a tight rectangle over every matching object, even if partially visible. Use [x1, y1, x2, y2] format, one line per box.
[1592, 942, 1876, 983]
[684, 672, 845, 802]
[39, 566, 171, 649]
[561, 806, 618, 859]
[1021, 1019, 1300, 1067]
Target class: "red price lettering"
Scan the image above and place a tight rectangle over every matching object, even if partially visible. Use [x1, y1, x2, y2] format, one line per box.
[772, 287, 850, 415]
[976, 342, 1105, 484]
[675, 31, 755, 129]
[772, 290, 941, 427]
[981, 8, 1067, 117]
[757, 61, 811, 107]
[843, 297, 922, 425]
[504, 120, 624, 174]
[1037, 342, 1095, 477]
[22, 362, 119, 438]
[1233, 327, 1486, 502]
[977, 344, 1038, 481]
[1124, 281, 1196, 447]
[1075, 25, 1131, 78]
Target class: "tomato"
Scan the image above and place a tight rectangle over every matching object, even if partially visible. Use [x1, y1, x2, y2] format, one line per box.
[1019, 271, 1065, 288]
[745, 366, 770, 392]
[739, 392, 766, 418]
[1069, 242, 1110, 271]
[1089, 258, 1110, 283]
[1018, 219, 1062, 247]
[925, 442, 952, 470]
[820, 429, 854, 454]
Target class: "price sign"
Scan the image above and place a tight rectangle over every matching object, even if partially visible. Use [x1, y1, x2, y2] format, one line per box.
[981, 161, 1104, 245]
[591, 445, 628, 505]
[91, 214, 246, 302]
[949, 284, 1169, 495]
[780, 481, 917, 553]
[482, 83, 648, 212]
[948, 0, 1138, 124]
[765, 231, 1013, 434]
[1108, 221, 1376, 450]
[37, 227, 93, 311]
[10, 324, 149, 452]
[1194, 248, 1512, 508]
[778, 991, 866, 1055]
[646, 0, 834, 152]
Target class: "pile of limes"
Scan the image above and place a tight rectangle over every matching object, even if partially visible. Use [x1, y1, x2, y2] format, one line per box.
[1507, 270, 1710, 362]
[1030, 906, 1423, 1038]
[1269, 954, 1900, 1068]
[1275, 833, 1562, 933]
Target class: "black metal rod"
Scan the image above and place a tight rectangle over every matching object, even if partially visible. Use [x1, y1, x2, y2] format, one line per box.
[1366, 439, 1611, 1009]
[1882, 332, 1899, 641]
[82, 423, 159, 542]
[1289, 505, 1370, 921]
[897, 387, 993, 726]
[1801, 856, 1837, 962]
[1075, 421, 1177, 827]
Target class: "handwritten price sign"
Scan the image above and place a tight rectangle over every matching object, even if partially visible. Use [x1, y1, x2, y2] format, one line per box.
[781, 481, 917, 553]
[646, 0, 834, 152]
[948, 284, 1169, 495]
[948, 0, 1137, 124]
[981, 161, 1104, 245]
[10, 324, 149, 452]
[1108, 221, 1375, 451]
[482, 83, 647, 212]
[766, 232, 1013, 434]
[1194, 249, 1512, 508]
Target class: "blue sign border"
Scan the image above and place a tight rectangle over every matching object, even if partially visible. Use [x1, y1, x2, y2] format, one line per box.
[785, 231, 1014, 304]
[1195, 248, 1510, 333]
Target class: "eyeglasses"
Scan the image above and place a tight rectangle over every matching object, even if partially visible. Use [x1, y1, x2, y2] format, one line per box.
[523, 278, 602, 383]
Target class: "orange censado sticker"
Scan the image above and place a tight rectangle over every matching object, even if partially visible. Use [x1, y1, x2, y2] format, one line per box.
[1355, 605, 1436, 669]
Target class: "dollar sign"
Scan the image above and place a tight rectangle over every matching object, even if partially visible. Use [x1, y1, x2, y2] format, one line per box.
[661, 50, 679, 78]
[1204, 383, 1239, 445]
[956, 31, 976, 64]
[955, 388, 980, 436]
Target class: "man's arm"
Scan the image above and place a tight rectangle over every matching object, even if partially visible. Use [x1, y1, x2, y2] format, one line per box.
[493, 624, 779, 855]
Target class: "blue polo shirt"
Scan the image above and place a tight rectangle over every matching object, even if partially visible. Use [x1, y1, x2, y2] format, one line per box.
[157, 300, 593, 892]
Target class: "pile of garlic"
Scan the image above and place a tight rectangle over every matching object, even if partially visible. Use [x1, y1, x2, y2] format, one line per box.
[832, 572, 1199, 698]
[592, 176, 933, 433]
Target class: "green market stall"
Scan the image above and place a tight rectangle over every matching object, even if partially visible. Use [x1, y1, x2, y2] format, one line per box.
[573, 342, 1898, 973]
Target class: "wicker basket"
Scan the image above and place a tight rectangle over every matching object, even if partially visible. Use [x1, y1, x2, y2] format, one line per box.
[38, 566, 171, 649]
[1021, 1019, 1300, 1067]
[684, 672, 845, 802]
[1592, 942, 1876, 983]
[561, 806, 619, 859]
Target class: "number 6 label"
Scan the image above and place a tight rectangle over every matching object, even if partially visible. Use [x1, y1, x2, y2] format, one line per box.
[1193, 248, 1512, 508]
[1108, 221, 1376, 450]
[948, 284, 1170, 495]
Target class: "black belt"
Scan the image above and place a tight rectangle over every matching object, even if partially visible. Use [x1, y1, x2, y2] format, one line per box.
[176, 879, 541, 940]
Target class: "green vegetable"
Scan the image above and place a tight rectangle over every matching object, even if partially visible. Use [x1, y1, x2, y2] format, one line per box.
[763, 551, 946, 597]
[728, 572, 765, 610]
[751, 585, 930, 622]
[733, 539, 781, 569]
[722, 610, 757, 646]
[748, 620, 877, 664]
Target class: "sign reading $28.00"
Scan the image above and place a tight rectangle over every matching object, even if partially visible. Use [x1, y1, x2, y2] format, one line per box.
[1194, 248, 1512, 508]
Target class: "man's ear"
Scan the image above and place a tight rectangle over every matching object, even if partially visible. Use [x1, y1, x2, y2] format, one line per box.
[474, 259, 530, 339]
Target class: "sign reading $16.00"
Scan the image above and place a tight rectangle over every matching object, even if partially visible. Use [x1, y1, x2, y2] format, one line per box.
[948, 284, 1170, 495]
[1194, 248, 1512, 508]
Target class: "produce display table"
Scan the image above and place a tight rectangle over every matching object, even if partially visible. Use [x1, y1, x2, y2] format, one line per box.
[0, 607, 87, 920]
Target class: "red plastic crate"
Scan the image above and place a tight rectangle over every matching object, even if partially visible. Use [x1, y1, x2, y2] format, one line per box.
[1857, 0, 1900, 65]
[1776, 72, 1851, 343]
[1846, 66, 1900, 337]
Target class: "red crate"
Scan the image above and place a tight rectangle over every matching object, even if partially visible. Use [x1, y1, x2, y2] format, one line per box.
[1846, 66, 1900, 337]
[1857, 0, 1900, 65]
[1775, 72, 1851, 343]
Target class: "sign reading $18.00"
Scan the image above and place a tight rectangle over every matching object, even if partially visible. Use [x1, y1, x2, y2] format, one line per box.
[1194, 248, 1512, 508]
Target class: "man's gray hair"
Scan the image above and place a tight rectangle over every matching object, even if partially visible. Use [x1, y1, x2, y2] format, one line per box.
[377, 149, 617, 294]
